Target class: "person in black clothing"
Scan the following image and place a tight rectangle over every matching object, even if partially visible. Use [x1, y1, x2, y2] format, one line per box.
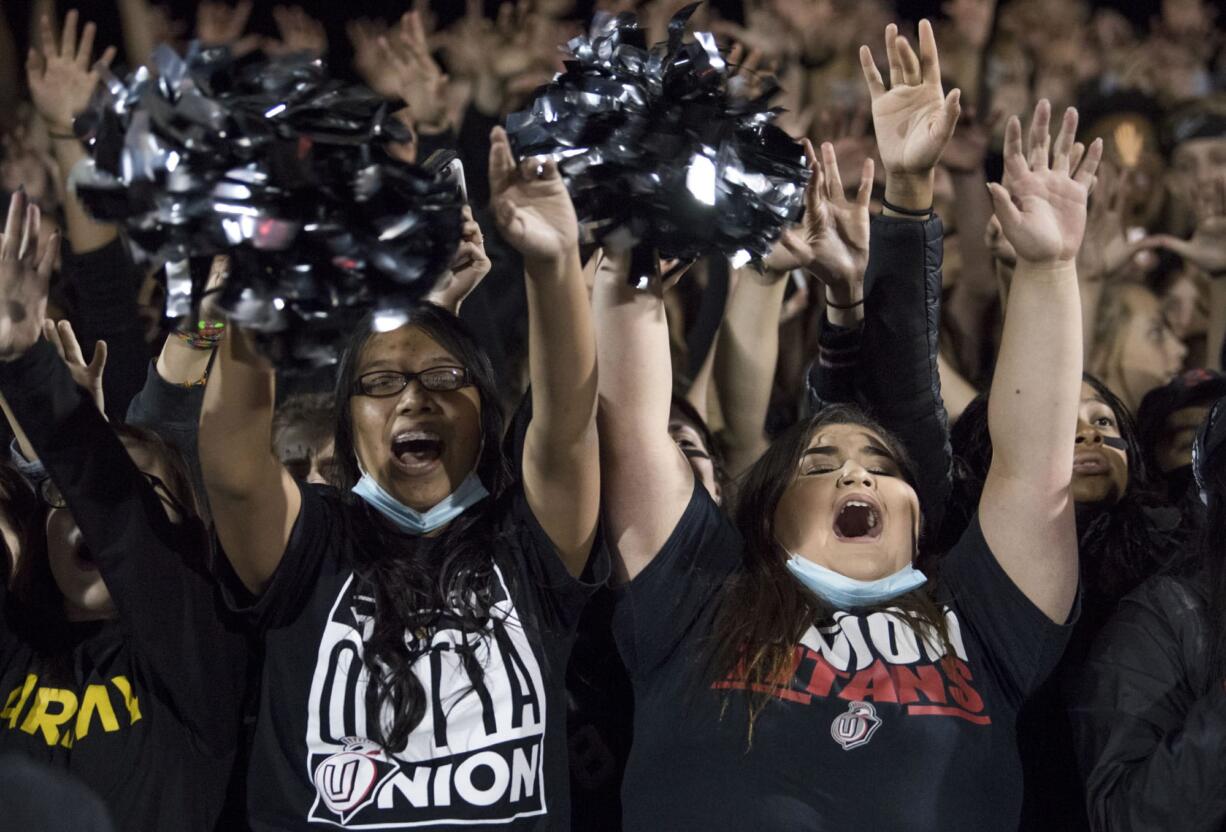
[1136, 368, 1226, 511]
[0, 191, 250, 832]
[1069, 393, 1226, 831]
[596, 21, 1100, 830]
[198, 129, 605, 831]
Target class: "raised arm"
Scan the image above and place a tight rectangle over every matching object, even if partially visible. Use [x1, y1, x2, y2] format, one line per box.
[199, 314, 300, 595]
[593, 245, 694, 584]
[980, 102, 1102, 622]
[488, 127, 598, 577]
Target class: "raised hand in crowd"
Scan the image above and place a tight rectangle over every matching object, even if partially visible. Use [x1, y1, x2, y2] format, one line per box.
[859, 19, 961, 213]
[488, 126, 578, 266]
[196, 0, 260, 57]
[987, 104, 1100, 268]
[377, 11, 451, 134]
[0, 191, 57, 361]
[1077, 161, 1151, 282]
[425, 206, 492, 314]
[263, 5, 327, 58]
[26, 10, 115, 138]
[42, 319, 106, 414]
[347, 18, 400, 99]
[1141, 175, 1226, 276]
[778, 140, 874, 327]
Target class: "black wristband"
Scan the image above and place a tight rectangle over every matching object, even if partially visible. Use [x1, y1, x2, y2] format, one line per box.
[881, 198, 932, 217]
[825, 297, 865, 310]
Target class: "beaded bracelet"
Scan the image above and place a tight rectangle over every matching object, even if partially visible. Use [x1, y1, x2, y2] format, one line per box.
[172, 321, 226, 350]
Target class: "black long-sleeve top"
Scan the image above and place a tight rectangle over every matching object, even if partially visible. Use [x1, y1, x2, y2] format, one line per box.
[0, 340, 249, 832]
[806, 213, 952, 541]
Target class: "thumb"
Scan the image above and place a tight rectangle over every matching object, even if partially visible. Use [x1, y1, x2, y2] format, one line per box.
[986, 183, 1022, 231]
[937, 88, 962, 144]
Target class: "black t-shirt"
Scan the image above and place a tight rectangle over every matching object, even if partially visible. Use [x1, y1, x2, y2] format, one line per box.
[613, 482, 1076, 832]
[223, 481, 605, 831]
[0, 340, 250, 832]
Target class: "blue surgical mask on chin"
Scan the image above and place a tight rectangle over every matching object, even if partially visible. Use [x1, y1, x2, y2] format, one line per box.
[785, 554, 927, 609]
[352, 465, 489, 535]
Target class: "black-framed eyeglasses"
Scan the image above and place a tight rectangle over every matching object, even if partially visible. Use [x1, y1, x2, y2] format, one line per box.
[40, 472, 188, 518]
[354, 366, 471, 398]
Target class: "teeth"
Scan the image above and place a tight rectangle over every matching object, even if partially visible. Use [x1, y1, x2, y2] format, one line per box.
[394, 430, 439, 443]
[868, 513, 877, 529]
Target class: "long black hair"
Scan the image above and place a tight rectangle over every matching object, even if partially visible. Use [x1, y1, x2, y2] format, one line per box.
[332, 303, 514, 753]
[708, 404, 954, 740]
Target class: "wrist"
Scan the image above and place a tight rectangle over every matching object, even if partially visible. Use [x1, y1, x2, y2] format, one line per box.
[825, 281, 864, 308]
[883, 172, 935, 214]
[1014, 257, 1078, 278]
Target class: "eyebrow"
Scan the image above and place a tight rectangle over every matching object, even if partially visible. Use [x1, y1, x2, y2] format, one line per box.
[360, 356, 458, 373]
[800, 444, 896, 461]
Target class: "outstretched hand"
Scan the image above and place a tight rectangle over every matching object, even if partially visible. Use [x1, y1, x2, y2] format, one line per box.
[488, 126, 579, 264]
[376, 11, 450, 130]
[196, 0, 261, 57]
[775, 139, 873, 299]
[43, 319, 106, 414]
[0, 192, 58, 361]
[26, 11, 117, 134]
[1137, 175, 1226, 275]
[263, 6, 327, 58]
[859, 20, 962, 178]
[986, 100, 1103, 267]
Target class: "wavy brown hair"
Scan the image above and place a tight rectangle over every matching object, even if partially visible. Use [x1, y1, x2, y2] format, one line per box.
[708, 404, 954, 741]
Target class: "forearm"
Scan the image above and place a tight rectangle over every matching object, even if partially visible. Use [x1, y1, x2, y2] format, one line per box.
[50, 137, 118, 254]
[523, 250, 597, 444]
[117, 0, 157, 68]
[987, 260, 1081, 484]
[883, 171, 935, 216]
[156, 337, 213, 386]
[715, 270, 786, 476]
[199, 327, 281, 498]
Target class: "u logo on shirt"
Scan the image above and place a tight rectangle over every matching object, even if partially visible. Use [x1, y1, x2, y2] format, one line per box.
[0, 673, 143, 747]
[831, 701, 882, 750]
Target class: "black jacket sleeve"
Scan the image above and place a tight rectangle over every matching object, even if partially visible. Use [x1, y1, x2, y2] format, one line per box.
[124, 359, 208, 514]
[62, 238, 149, 422]
[1069, 575, 1226, 832]
[804, 317, 862, 413]
[807, 214, 952, 536]
[0, 340, 247, 753]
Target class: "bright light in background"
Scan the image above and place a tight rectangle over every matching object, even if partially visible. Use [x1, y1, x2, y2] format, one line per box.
[686, 154, 717, 206]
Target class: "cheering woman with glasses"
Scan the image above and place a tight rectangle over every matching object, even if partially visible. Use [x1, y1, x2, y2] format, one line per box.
[0, 190, 251, 831]
[198, 128, 603, 830]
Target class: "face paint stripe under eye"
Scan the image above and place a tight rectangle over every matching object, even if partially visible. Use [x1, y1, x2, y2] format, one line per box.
[1101, 436, 1128, 451]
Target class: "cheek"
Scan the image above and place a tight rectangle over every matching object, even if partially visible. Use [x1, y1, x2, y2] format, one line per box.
[350, 400, 389, 465]
[773, 480, 833, 550]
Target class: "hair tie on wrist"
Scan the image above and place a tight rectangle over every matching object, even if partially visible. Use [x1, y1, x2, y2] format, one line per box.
[880, 198, 932, 217]
[826, 297, 865, 310]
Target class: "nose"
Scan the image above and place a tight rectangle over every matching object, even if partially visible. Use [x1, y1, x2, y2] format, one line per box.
[1075, 420, 1105, 446]
[1168, 331, 1188, 368]
[837, 461, 875, 489]
[395, 376, 438, 413]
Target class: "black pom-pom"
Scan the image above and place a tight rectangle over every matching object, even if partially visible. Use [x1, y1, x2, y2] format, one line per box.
[71, 44, 462, 371]
[505, 3, 809, 273]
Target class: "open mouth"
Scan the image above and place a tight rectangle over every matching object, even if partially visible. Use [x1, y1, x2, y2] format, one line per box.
[834, 499, 882, 541]
[1073, 454, 1108, 475]
[391, 431, 443, 473]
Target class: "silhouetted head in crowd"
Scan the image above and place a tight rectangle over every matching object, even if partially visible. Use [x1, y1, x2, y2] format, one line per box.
[8, 427, 199, 672]
[1137, 369, 1226, 502]
[273, 393, 338, 486]
[1089, 283, 1187, 413]
[668, 396, 724, 504]
[0, 461, 39, 585]
[949, 375, 1180, 603]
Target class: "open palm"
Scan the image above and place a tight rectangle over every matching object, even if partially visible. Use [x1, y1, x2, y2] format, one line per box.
[777, 140, 873, 290]
[489, 127, 578, 262]
[0, 192, 58, 360]
[860, 21, 961, 176]
[988, 102, 1102, 266]
[26, 11, 117, 133]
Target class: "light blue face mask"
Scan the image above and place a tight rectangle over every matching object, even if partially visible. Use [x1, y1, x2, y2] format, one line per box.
[352, 467, 489, 535]
[785, 554, 927, 609]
